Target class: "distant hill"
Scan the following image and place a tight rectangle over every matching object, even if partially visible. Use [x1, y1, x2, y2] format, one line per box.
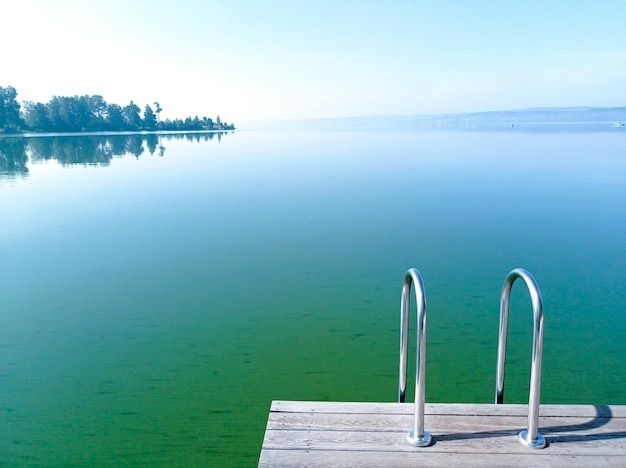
[256, 107, 626, 131]
[440, 106, 626, 124]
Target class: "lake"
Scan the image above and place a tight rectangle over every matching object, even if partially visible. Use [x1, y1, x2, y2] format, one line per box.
[1, 127, 625, 466]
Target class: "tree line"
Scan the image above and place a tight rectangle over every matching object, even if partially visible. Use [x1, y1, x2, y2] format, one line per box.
[0, 85, 235, 133]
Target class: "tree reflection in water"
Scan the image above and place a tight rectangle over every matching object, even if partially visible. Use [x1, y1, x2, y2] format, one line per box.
[0, 131, 231, 179]
[0, 138, 29, 178]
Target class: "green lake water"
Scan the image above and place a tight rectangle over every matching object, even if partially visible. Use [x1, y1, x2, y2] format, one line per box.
[1, 128, 625, 466]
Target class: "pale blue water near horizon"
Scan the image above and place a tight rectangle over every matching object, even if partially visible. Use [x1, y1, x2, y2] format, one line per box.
[1, 128, 625, 466]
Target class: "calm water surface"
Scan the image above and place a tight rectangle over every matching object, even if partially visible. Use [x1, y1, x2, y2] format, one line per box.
[1, 129, 625, 466]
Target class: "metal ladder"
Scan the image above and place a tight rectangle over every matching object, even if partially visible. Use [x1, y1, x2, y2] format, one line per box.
[398, 267, 546, 449]
[495, 268, 546, 448]
[398, 268, 433, 447]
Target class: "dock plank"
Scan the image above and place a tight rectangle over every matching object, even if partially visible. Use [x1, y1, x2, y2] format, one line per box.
[259, 402, 626, 466]
[259, 450, 623, 467]
[266, 413, 626, 436]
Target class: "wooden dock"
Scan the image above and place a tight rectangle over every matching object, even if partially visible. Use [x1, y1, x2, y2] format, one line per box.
[259, 401, 626, 466]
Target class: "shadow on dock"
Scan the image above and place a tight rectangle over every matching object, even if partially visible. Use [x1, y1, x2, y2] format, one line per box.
[434, 405, 626, 446]
[543, 405, 626, 443]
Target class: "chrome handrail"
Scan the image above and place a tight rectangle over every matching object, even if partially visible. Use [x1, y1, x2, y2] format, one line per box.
[495, 268, 547, 449]
[399, 268, 433, 447]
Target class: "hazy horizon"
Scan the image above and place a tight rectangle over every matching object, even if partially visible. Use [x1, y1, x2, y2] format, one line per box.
[3, 1, 625, 122]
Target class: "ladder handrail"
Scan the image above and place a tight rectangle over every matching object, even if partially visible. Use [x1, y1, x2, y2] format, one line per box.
[495, 268, 546, 449]
[399, 268, 433, 447]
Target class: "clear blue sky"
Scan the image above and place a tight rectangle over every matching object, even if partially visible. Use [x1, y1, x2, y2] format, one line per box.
[2, 0, 625, 124]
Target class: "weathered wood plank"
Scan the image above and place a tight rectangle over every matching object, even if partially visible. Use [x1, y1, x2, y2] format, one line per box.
[262, 427, 626, 454]
[259, 450, 625, 467]
[259, 402, 626, 466]
[266, 412, 626, 434]
[270, 401, 626, 418]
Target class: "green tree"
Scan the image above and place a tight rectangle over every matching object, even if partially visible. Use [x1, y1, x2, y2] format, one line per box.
[154, 101, 162, 121]
[0, 85, 23, 132]
[90, 95, 108, 122]
[106, 104, 125, 130]
[123, 101, 142, 130]
[143, 104, 157, 130]
[0, 86, 235, 134]
[82, 95, 108, 130]
[47, 96, 81, 131]
[47, 96, 64, 131]
[76, 95, 93, 131]
[22, 101, 51, 131]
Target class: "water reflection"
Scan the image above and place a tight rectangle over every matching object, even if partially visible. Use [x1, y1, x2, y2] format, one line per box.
[0, 138, 29, 178]
[0, 131, 231, 179]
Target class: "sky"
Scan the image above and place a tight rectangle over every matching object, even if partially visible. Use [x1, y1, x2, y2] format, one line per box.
[2, 0, 625, 125]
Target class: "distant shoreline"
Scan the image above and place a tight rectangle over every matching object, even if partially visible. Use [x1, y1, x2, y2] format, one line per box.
[0, 129, 235, 138]
[236, 107, 624, 132]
